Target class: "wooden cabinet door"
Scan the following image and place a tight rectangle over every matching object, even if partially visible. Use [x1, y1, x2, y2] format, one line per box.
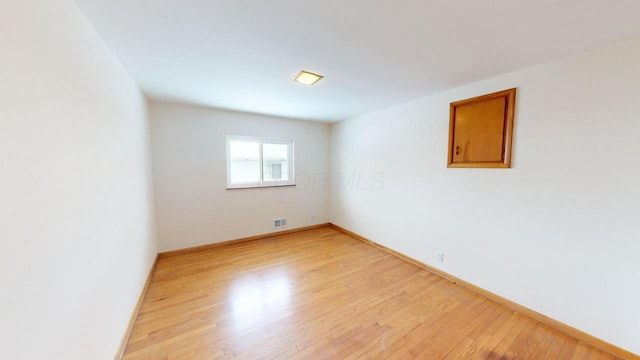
[448, 88, 516, 168]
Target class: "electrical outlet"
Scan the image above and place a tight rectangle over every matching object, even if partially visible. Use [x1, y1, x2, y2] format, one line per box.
[437, 252, 445, 263]
[310, 215, 315, 222]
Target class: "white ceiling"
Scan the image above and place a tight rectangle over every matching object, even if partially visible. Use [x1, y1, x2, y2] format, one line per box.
[74, 0, 640, 122]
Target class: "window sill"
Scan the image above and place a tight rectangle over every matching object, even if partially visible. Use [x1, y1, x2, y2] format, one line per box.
[226, 184, 296, 190]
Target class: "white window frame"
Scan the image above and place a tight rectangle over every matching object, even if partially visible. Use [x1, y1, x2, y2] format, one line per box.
[226, 135, 295, 189]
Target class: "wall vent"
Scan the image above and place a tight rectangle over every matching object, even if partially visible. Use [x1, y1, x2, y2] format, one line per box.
[274, 218, 287, 229]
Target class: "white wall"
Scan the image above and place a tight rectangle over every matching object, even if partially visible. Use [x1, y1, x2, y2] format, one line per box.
[0, 1, 156, 359]
[330, 36, 640, 354]
[150, 102, 330, 252]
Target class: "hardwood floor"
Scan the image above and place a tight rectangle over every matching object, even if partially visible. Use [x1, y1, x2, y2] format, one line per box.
[124, 227, 621, 359]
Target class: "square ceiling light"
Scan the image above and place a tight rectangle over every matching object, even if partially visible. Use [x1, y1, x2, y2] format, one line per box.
[293, 71, 323, 85]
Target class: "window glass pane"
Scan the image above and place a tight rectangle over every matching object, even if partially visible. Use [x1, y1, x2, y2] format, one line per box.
[271, 164, 282, 180]
[263, 143, 289, 181]
[229, 140, 260, 183]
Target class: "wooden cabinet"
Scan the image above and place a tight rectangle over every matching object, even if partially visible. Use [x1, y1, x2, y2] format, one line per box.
[447, 88, 516, 168]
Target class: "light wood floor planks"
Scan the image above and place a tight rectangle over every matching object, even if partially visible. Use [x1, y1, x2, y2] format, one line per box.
[123, 227, 622, 360]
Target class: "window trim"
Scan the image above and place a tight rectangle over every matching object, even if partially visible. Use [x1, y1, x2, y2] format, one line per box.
[226, 135, 295, 189]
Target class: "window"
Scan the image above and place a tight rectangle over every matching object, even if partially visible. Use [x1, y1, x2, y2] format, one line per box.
[226, 136, 294, 189]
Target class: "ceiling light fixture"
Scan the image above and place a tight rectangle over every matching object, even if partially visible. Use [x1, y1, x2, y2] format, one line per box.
[293, 71, 323, 85]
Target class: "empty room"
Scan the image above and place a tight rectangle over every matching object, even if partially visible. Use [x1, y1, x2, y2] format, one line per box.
[2, 0, 640, 359]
